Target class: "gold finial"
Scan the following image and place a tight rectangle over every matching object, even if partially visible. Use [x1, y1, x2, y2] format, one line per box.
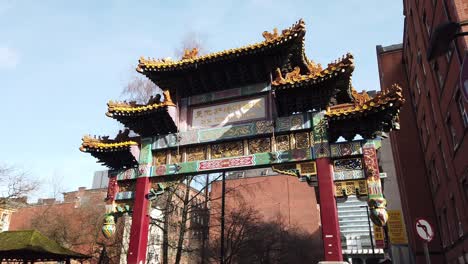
[351, 88, 371, 105]
[163, 90, 176, 106]
[262, 28, 279, 41]
[182, 48, 199, 60]
[272, 68, 285, 85]
[284, 66, 302, 82]
[306, 60, 323, 76]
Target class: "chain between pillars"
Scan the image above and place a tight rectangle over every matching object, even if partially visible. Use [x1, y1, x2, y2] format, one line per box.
[127, 138, 153, 264]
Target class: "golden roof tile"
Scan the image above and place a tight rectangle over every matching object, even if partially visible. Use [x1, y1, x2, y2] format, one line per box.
[181, 48, 199, 60]
[106, 90, 176, 117]
[136, 19, 306, 72]
[325, 84, 405, 118]
[271, 53, 354, 86]
[79, 135, 138, 152]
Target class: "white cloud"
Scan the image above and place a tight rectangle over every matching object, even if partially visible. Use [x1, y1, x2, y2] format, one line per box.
[0, 46, 20, 69]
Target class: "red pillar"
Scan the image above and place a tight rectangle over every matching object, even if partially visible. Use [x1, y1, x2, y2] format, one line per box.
[316, 157, 343, 261]
[127, 176, 151, 264]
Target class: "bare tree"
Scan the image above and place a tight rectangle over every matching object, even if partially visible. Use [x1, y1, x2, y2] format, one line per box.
[0, 164, 39, 205]
[121, 75, 161, 104]
[207, 203, 323, 264]
[174, 31, 206, 59]
[147, 174, 223, 264]
[30, 195, 125, 263]
[121, 31, 206, 105]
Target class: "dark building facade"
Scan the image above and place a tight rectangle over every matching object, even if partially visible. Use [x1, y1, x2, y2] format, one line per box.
[377, 0, 468, 263]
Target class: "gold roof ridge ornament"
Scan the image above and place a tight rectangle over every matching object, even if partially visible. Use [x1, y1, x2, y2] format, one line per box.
[137, 19, 307, 72]
[306, 59, 323, 76]
[106, 89, 176, 117]
[162, 90, 176, 106]
[325, 83, 405, 117]
[181, 48, 199, 60]
[351, 88, 371, 105]
[272, 53, 354, 86]
[79, 132, 138, 152]
[262, 28, 279, 41]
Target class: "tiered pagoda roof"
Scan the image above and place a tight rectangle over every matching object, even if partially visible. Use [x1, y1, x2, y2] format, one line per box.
[137, 20, 310, 97]
[79, 132, 139, 170]
[325, 84, 405, 142]
[105, 90, 178, 136]
[272, 53, 355, 115]
[81, 19, 404, 167]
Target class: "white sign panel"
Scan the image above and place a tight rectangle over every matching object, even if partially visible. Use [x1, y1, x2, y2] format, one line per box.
[191, 96, 266, 129]
[415, 218, 434, 242]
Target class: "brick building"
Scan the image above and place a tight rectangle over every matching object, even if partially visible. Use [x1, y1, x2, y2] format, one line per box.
[377, 0, 468, 263]
[209, 169, 323, 263]
[8, 187, 111, 262]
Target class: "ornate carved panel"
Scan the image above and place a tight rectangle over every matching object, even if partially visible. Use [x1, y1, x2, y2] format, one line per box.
[211, 141, 244, 159]
[186, 146, 206, 162]
[291, 115, 303, 129]
[248, 138, 271, 154]
[334, 158, 363, 171]
[118, 181, 136, 192]
[335, 179, 368, 197]
[310, 131, 315, 145]
[299, 162, 316, 175]
[294, 132, 310, 149]
[275, 135, 290, 151]
[153, 151, 167, 166]
[334, 170, 365, 180]
[330, 142, 362, 157]
[255, 120, 274, 134]
[272, 163, 298, 176]
[170, 149, 183, 163]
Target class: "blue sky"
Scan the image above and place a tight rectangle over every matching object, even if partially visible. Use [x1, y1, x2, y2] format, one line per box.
[0, 0, 403, 199]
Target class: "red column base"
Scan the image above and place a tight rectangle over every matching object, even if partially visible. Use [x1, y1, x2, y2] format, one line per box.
[316, 157, 343, 261]
[127, 176, 151, 264]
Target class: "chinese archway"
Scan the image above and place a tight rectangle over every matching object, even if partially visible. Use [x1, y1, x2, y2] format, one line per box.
[80, 19, 404, 263]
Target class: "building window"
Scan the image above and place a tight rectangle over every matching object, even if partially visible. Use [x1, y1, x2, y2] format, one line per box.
[422, 61, 427, 77]
[439, 140, 449, 180]
[456, 91, 468, 128]
[430, 158, 440, 192]
[432, 61, 444, 89]
[446, 41, 454, 63]
[416, 77, 421, 95]
[462, 174, 468, 204]
[446, 115, 459, 149]
[438, 213, 446, 247]
[451, 197, 463, 238]
[406, 35, 412, 66]
[443, 207, 452, 245]
[423, 10, 431, 36]
[411, 87, 417, 110]
[423, 114, 430, 139]
[428, 92, 438, 126]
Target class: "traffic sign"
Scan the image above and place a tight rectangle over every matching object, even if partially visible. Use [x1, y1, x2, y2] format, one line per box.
[415, 218, 434, 242]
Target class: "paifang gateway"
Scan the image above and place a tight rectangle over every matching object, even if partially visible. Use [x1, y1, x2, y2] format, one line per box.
[80, 19, 404, 263]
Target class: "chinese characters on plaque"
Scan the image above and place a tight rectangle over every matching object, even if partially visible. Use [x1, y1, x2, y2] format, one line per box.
[191, 97, 266, 129]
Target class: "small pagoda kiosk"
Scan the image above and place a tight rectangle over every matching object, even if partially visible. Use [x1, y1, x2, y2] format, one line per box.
[81, 19, 404, 263]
